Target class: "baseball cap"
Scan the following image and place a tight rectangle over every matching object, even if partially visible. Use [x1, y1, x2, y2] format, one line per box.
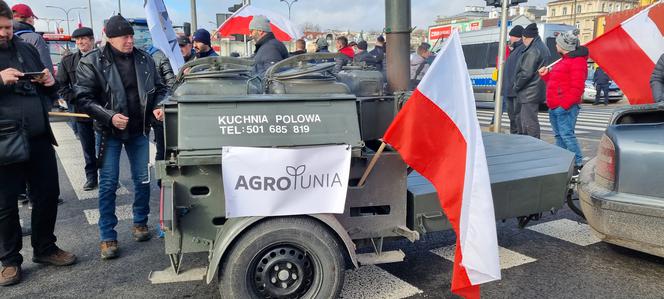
[12, 4, 37, 19]
[177, 35, 191, 46]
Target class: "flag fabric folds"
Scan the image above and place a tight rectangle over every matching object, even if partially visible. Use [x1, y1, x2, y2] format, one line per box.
[144, 0, 185, 73]
[217, 4, 303, 42]
[586, 2, 664, 105]
[383, 31, 501, 299]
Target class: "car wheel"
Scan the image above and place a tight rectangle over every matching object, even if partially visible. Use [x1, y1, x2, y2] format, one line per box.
[218, 217, 345, 299]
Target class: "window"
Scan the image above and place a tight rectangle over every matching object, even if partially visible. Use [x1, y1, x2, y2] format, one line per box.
[577, 5, 582, 14]
[575, 21, 580, 29]
[563, 7, 568, 15]
[616, 4, 621, 11]
[551, 8, 556, 16]
[609, 4, 613, 12]
[602, 3, 606, 12]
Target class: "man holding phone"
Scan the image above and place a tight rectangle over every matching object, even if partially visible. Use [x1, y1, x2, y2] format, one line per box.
[0, 0, 76, 287]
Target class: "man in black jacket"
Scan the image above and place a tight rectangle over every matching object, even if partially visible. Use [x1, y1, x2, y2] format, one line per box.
[0, 1, 76, 286]
[513, 23, 550, 139]
[593, 66, 610, 106]
[249, 15, 288, 77]
[369, 35, 385, 72]
[650, 53, 664, 103]
[502, 25, 524, 134]
[57, 27, 98, 191]
[75, 15, 168, 260]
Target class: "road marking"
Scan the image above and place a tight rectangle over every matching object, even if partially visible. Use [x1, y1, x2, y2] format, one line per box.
[527, 219, 601, 246]
[83, 204, 133, 225]
[341, 265, 423, 299]
[51, 122, 130, 200]
[431, 245, 537, 270]
[476, 115, 607, 132]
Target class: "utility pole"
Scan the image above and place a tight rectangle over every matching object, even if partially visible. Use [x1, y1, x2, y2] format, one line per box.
[280, 0, 298, 20]
[118, 0, 122, 15]
[88, 0, 94, 31]
[573, 0, 578, 24]
[191, 0, 197, 31]
[492, 0, 509, 133]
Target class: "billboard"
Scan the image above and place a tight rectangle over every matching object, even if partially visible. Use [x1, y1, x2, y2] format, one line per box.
[429, 20, 483, 40]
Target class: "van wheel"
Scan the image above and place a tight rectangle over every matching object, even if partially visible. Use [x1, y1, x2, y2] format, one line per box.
[218, 217, 345, 299]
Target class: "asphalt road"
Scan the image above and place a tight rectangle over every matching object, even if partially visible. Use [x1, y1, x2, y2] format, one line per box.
[5, 101, 664, 299]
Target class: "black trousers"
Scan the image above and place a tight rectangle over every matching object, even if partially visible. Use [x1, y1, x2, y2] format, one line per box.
[519, 102, 541, 139]
[76, 121, 98, 182]
[505, 96, 521, 134]
[0, 135, 60, 267]
[595, 84, 610, 105]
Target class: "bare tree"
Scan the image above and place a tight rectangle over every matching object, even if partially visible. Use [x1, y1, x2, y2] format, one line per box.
[301, 22, 321, 33]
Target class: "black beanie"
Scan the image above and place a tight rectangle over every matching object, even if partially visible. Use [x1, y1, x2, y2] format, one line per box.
[105, 15, 134, 38]
[523, 23, 538, 38]
[509, 25, 524, 38]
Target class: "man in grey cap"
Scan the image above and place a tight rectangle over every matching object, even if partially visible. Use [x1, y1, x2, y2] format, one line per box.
[56, 27, 98, 191]
[249, 15, 288, 76]
[315, 37, 329, 53]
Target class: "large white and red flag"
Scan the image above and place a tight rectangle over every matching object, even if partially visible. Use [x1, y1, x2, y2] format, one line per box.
[217, 4, 303, 42]
[383, 31, 500, 298]
[586, 2, 664, 105]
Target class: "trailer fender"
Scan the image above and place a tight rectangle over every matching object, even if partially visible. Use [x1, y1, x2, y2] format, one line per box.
[206, 214, 358, 284]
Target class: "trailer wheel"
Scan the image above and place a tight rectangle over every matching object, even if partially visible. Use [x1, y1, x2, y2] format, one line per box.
[218, 217, 345, 299]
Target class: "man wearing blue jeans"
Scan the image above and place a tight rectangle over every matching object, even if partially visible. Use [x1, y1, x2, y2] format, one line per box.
[539, 30, 588, 172]
[76, 15, 168, 259]
[549, 105, 583, 167]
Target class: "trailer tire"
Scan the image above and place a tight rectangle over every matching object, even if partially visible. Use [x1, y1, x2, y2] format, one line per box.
[217, 217, 345, 299]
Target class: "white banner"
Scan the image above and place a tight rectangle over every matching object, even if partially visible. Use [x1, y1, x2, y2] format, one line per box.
[222, 145, 352, 218]
[144, 0, 185, 73]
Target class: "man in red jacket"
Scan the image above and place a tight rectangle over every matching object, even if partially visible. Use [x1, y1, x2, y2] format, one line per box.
[538, 30, 588, 172]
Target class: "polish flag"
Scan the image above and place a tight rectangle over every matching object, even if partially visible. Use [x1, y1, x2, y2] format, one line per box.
[217, 4, 303, 42]
[586, 2, 664, 105]
[77, 12, 83, 29]
[383, 31, 500, 298]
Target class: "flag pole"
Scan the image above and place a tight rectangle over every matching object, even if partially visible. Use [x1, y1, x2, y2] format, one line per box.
[48, 111, 90, 118]
[357, 142, 386, 187]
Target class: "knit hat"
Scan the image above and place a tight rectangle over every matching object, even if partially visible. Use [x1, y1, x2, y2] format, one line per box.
[192, 29, 211, 46]
[105, 15, 134, 38]
[522, 23, 538, 38]
[556, 29, 580, 52]
[249, 15, 271, 32]
[316, 37, 328, 49]
[72, 27, 93, 38]
[509, 25, 524, 38]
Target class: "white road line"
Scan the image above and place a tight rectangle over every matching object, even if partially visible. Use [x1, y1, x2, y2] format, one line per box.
[476, 116, 606, 132]
[527, 219, 601, 246]
[51, 123, 130, 200]
[83, 204, 133, 225]
[341, 265, 423, 299]
[476, 119, 592, 134]
[431, 246, 537, 270]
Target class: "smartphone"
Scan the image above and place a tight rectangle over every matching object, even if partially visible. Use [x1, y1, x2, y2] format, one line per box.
[18, 71, 45, 81]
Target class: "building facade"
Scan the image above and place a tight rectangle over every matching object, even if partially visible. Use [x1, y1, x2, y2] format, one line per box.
[546, 0, 639, 43]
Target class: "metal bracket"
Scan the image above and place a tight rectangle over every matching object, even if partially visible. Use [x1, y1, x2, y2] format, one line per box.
[370, 237, 384, 255]
[392, 225, 420, 243]
[169, 253, 183, 275]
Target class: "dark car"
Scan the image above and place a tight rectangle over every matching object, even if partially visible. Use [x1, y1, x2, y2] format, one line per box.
[578, 103, 664, 257]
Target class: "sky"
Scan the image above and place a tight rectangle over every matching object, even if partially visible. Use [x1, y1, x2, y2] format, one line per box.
[10, 0, 549, 37]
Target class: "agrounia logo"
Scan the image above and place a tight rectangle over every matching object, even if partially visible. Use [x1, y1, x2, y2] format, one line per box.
[234, 165, 343, 191]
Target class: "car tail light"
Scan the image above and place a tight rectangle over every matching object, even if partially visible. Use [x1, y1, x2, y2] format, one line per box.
[595, 134, 616, 190]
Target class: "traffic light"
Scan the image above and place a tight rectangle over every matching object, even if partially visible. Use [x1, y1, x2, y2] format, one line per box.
[485, 0, 528, 7]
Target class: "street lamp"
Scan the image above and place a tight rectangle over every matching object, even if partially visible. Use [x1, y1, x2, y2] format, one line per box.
[46, 5, 88, 35]
[280, 0, 298, 20]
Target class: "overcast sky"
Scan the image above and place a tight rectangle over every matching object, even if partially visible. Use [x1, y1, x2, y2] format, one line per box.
[10, 0, 549, 36]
